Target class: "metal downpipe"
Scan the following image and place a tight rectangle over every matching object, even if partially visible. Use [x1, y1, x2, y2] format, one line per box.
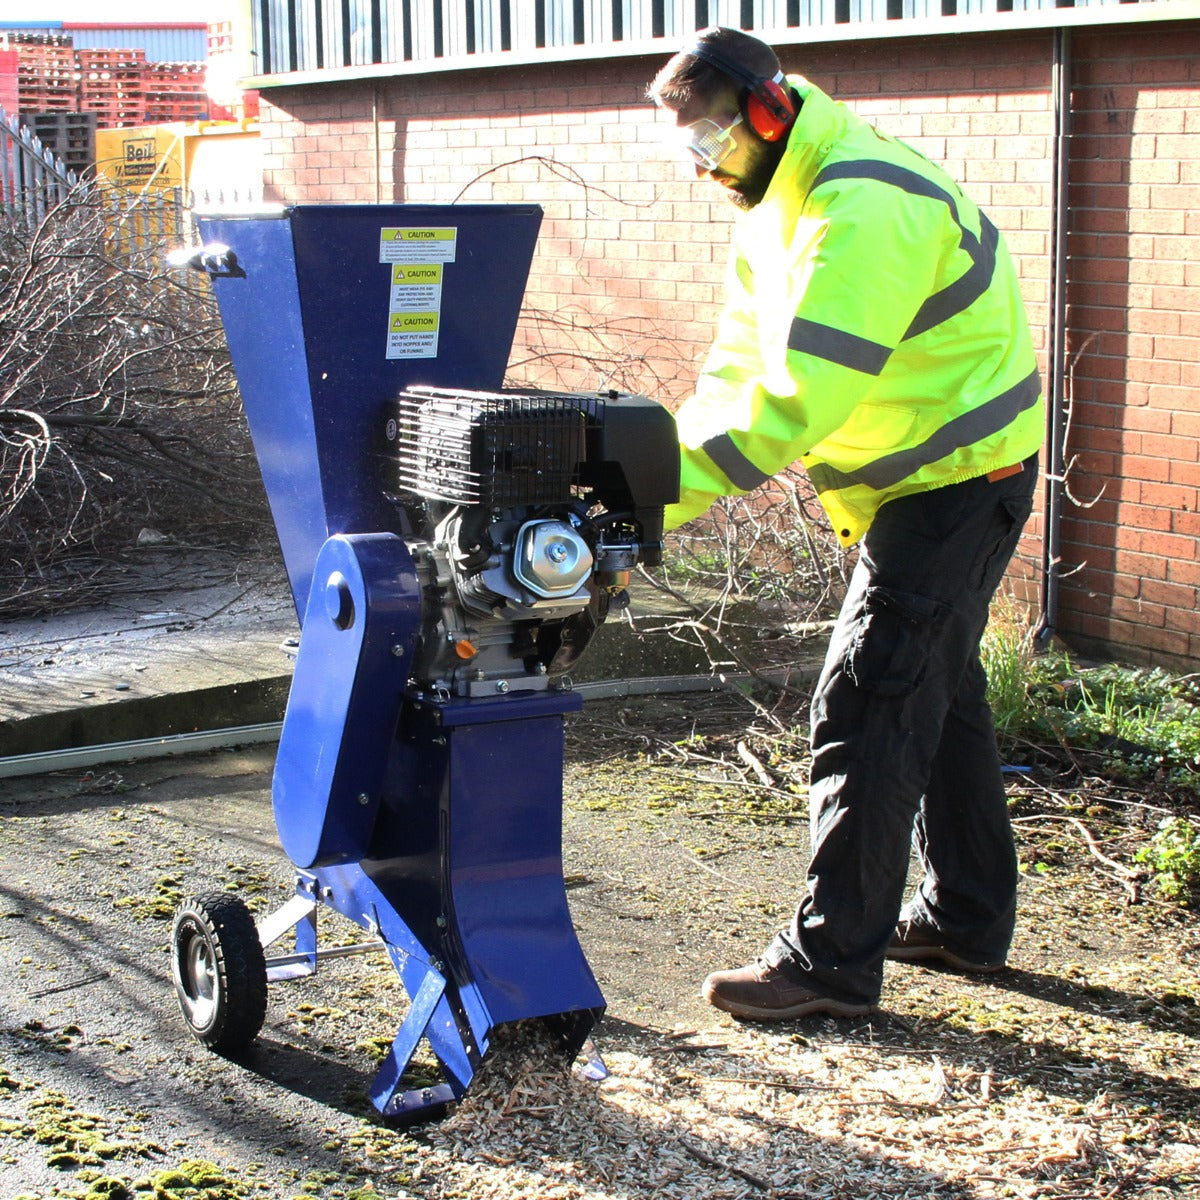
[1036, 25, 1071, 649]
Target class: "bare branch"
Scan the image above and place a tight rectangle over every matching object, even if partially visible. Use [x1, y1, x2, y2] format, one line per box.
[0, 183, 270, 616]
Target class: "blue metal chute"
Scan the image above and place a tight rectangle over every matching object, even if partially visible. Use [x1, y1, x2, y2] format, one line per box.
[272, 531, 422, 870]
[194, 203, 542, 616]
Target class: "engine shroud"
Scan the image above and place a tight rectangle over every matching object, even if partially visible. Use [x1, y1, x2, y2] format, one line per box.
[387, 388, 590, 507]
[380, 386, 678, 698]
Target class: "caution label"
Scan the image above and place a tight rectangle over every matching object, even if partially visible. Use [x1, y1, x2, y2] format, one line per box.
[389, 262, 443, 311]
[387, 310, 440, 359]
[381, 227, 456, 359]
[379, 227, 457, 264]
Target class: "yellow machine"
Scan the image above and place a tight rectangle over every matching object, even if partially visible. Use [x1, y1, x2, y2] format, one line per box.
[94, 119, 260, 200]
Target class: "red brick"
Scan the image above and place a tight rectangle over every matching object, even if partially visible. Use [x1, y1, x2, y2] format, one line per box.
[1128, 358, 1185, 387]
[1112, 571, 1146, 601]
[1141, 574, 1198, 610]
[1171, 506, 1200, 537]
[1114, 548, 1169, 581]
[1110, 593, 1168, 627]
[1153, 335, 1200, 362]
[1169, 388, 1200, 434]
[1141, 431, 1199, 461]
[1129, 625, 1191, 656]
[1164, 608, 1200, 637]
[1132, 311, 1182, 338]
[1121, 407, 1174, 435]
[1130, 455, 1174, 487]
[1116, 526, 1197, 561]
[1168, 460, 1200, 493]
[1168, 557, 1200, 587]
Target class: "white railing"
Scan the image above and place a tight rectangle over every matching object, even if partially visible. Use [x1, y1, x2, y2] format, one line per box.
[250, 0, 1191, 76]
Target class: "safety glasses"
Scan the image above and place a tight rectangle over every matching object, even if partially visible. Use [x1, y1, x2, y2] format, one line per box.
[679, 112, 744, 172]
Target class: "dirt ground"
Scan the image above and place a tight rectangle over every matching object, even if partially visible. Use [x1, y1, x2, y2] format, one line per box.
[0, 691, 1197, 1200]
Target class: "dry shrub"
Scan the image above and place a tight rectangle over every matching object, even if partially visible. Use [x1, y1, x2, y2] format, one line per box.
[0, 186, 271, 616]
[660, 467, 851, 631]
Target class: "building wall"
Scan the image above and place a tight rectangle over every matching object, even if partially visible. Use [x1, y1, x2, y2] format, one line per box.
[1061, 25, 1200, 666]
[0, 48, 17, 114]
[254, 18, 1200, 670]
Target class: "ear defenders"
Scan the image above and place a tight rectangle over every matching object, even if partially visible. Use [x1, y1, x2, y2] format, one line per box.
[682, 39, 796, 143]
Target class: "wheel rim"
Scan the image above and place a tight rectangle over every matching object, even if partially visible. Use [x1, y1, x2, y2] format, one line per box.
[178, 929, 218, 1029]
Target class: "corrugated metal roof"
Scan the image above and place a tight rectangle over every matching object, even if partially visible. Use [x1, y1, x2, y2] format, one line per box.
[66, 25, 208, 62]
[0, 22, 208, 63]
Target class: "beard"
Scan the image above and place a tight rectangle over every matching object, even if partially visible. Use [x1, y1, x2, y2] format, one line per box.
[715, 138, 784, 210]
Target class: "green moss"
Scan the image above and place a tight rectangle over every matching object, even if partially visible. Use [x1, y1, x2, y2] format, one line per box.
[133, 1158, 251, 1198]
[9, 1090, 158, 1173]
[112, 876, 185, 921]
[83, 1180, 131, 1199]
[354, 1033, 394, 1062]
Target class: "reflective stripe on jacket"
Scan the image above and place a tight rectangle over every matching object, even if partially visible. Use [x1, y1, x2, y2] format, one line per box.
[666, 76, 1045, 544]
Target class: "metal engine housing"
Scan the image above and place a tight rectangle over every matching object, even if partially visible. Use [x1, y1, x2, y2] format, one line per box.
[381, 386, 677, 697]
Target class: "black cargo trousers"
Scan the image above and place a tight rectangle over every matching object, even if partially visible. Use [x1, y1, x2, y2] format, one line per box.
[765, 455, 1039, 1006]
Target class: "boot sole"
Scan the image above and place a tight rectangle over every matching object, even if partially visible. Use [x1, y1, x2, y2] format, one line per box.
[703, 986, 875, 1022]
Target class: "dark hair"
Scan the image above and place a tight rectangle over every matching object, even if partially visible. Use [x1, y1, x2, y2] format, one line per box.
[648, 27, 783, 110]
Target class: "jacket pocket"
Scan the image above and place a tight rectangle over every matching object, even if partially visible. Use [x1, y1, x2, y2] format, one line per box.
[845, 585, 948, 696]
[817, 402, 918, 460]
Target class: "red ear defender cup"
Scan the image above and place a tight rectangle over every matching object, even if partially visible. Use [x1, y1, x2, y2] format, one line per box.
[745, 75, 794, 142]
[682, 39, 797, 144]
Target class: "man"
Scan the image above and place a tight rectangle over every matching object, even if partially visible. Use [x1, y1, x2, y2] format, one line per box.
[648, 27, 1044, 1021]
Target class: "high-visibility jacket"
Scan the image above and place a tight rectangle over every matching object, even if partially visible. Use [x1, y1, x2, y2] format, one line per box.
[666, 76, 1045, 544]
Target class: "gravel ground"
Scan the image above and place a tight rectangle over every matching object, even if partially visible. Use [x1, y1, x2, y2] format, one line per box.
[0, 692, 1197, 1200]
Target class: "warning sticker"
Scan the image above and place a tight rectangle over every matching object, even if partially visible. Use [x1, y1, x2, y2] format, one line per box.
[387, 310, 440, 359]
[379, 227, 457, 264]
[389, 263, 443, 311]
[381, 227, 455, 359]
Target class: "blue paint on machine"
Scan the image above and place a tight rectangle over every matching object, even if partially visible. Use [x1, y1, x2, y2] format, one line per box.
[167, 204, 678, 1118]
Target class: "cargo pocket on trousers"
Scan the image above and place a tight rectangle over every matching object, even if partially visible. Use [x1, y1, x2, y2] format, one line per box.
[845, 585, 948, 697]
[973, 492, 1035, 594]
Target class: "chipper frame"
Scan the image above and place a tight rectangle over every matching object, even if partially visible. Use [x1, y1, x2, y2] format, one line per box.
[167, 204, 678, 1118]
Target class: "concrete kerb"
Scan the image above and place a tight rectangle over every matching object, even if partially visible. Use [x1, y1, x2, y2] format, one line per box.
[0, 572, 824, 779]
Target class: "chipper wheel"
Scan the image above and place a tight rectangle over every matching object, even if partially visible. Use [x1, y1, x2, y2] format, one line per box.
[171, 893, 268, 1054]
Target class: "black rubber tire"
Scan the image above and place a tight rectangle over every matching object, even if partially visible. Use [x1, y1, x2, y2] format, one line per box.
[171, 893, 268, 1054]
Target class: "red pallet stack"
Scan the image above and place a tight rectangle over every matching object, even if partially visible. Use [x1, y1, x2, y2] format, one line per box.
[207, 21, 234, 57]
[144, 62, 208, 125]
[205, 20, 257, 121]
[76, 47, 147, 129]
[12, 34, 76, 114]
[6, 24, 221, 143]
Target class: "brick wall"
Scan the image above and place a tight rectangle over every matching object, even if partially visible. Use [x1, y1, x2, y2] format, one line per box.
[1059, 25, 1200, 667]
[255, 18, 1199, 671]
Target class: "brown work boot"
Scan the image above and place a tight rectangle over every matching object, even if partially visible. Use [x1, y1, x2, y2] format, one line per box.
[886, 919, 1006, 974]
[702, 959, 874, 1022]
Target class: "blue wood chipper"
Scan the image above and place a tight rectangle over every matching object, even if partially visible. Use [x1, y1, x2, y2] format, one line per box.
[167, 204, 678, 1119]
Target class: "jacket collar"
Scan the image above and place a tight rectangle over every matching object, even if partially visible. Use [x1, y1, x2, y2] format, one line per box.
[764, 76, 847, 204]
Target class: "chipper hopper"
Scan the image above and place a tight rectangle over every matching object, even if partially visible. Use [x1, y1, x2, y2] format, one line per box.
[168, 204, 678, 1118]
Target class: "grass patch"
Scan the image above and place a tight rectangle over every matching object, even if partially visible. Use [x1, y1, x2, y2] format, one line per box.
[983, 609, 1200, 794]
[982, 604, 1200, 902]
